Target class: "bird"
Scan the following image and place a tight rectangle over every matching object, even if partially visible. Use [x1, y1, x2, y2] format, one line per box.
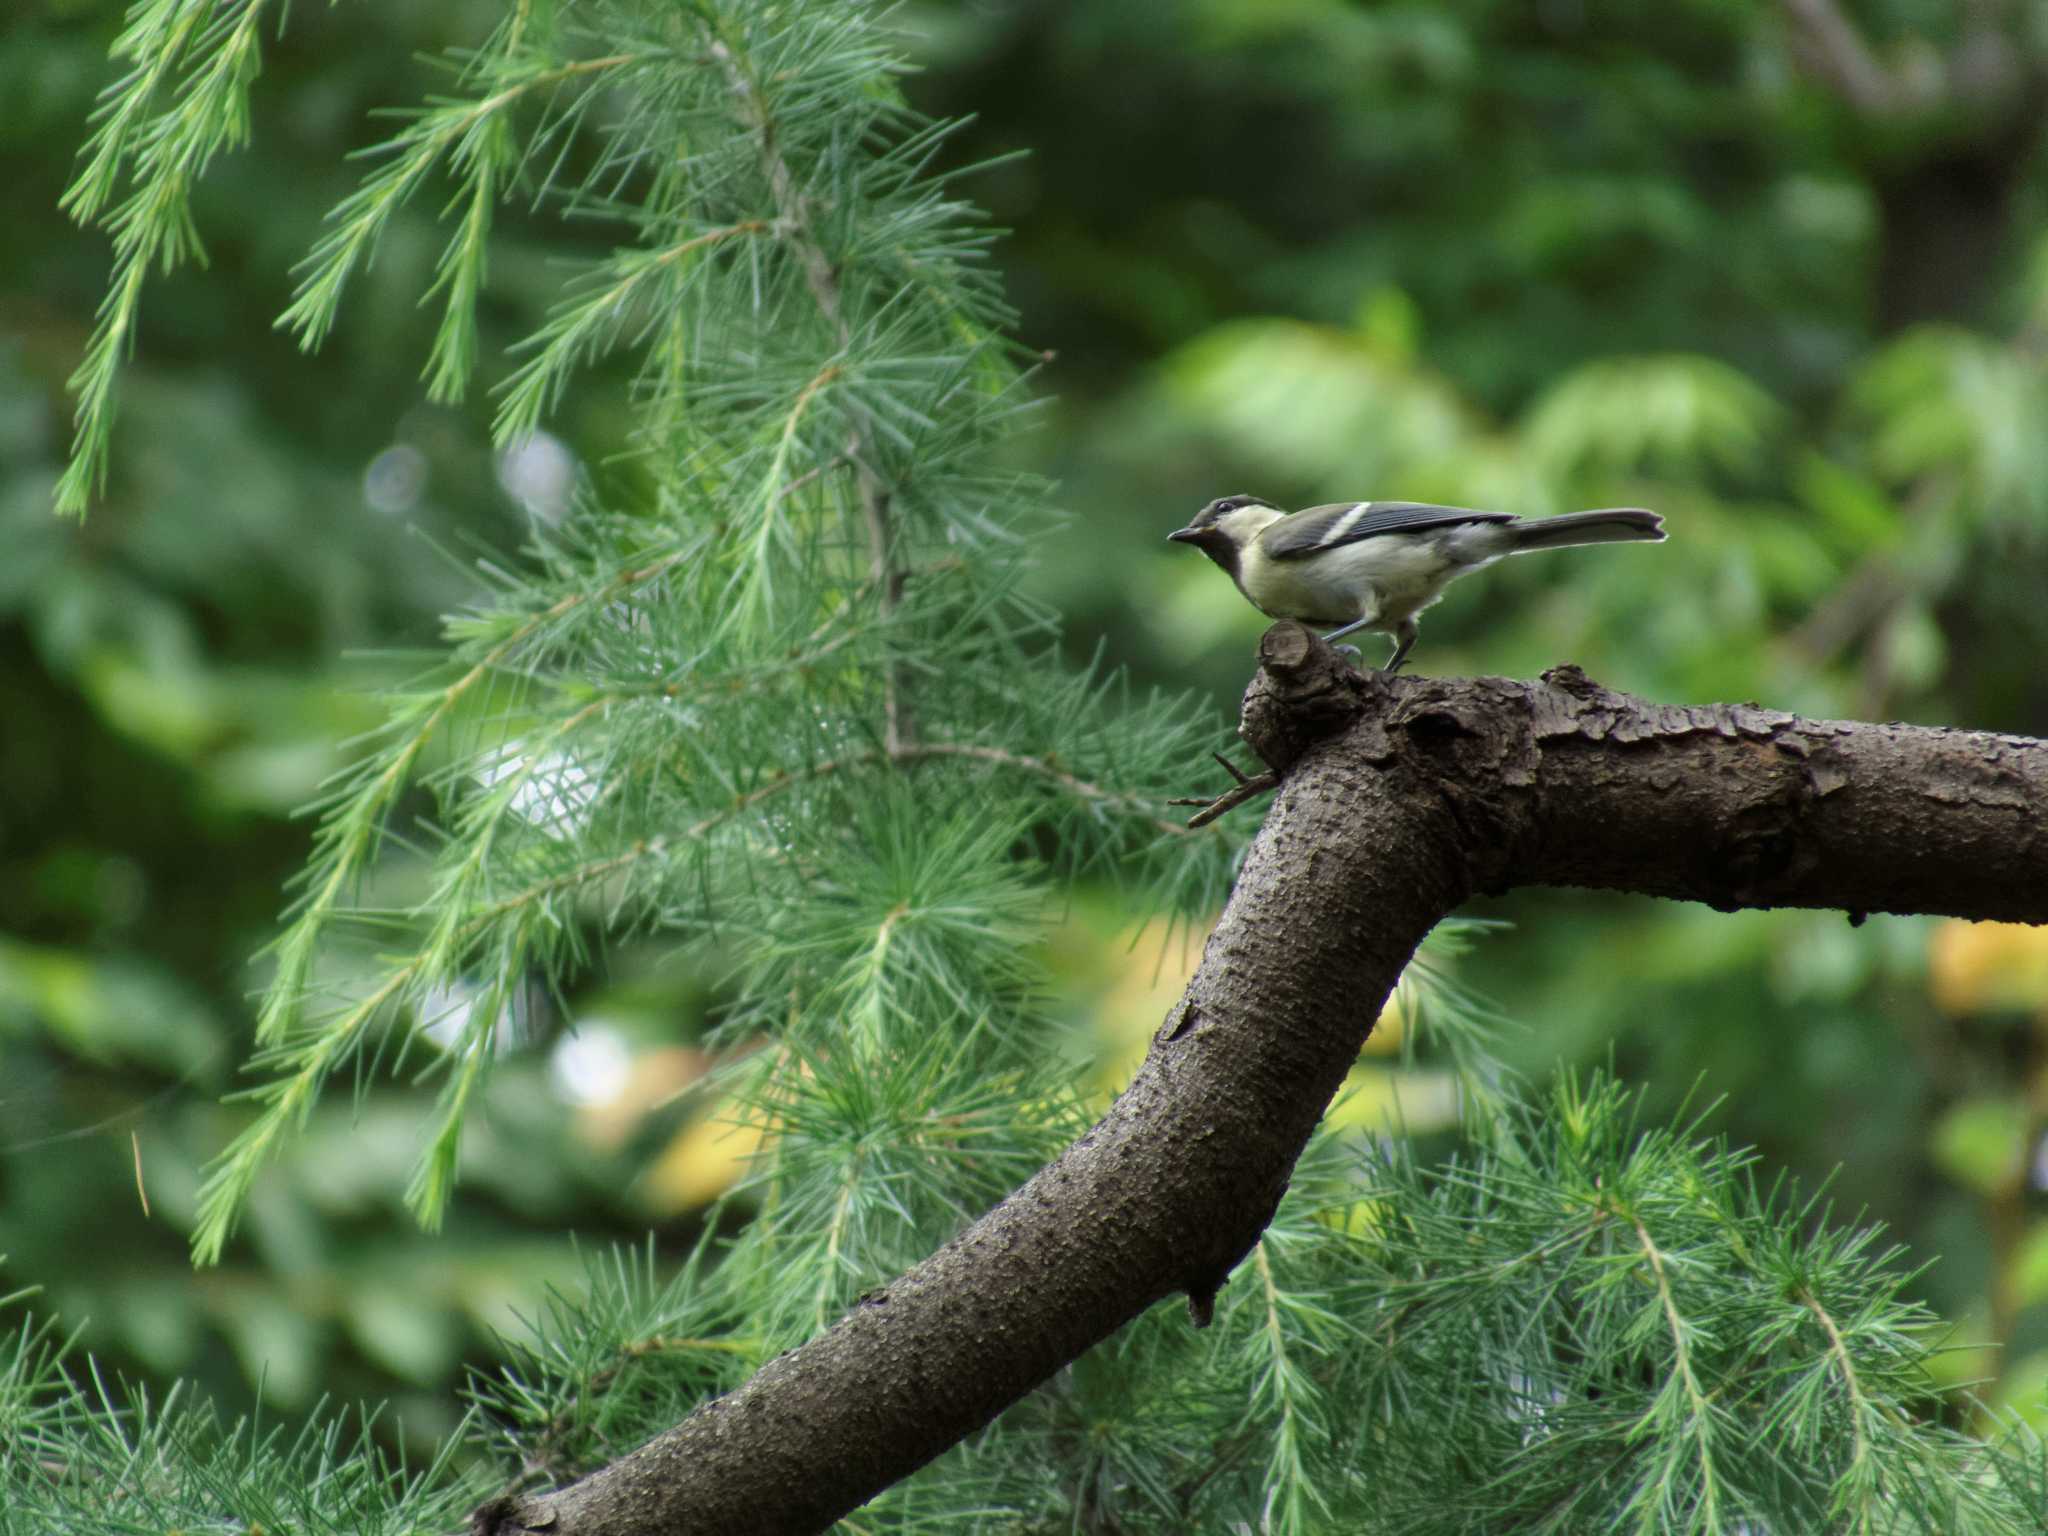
[1167, 495, 1665, 672]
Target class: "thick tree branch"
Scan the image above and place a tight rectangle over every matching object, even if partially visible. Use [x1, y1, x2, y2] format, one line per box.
[473, 623, 2048, 1536]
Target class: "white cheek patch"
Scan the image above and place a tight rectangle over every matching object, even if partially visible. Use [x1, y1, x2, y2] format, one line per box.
[1217, 507, 1283, 544]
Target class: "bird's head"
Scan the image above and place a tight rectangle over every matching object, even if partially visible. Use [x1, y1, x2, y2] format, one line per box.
[1167, 494, 1280, 574]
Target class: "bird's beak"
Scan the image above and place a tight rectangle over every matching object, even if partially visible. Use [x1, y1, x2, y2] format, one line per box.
[1166, 526, 1201, 544]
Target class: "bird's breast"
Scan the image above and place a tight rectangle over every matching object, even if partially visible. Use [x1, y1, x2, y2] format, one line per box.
[1246, 536, 1457, 625]
[1235, 543, 1361, 626]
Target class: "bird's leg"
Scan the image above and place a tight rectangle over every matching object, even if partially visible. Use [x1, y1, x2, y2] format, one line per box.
[1319, 616, 1369, 664]
[1380, 619, 1419, 674]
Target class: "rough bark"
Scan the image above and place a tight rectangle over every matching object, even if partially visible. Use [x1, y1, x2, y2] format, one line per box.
[473, 623, 2048, 1536]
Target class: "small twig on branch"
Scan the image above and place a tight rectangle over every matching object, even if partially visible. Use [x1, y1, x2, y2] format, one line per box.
[1212, 750, 1253, 784]
[1168, 752, 1280, 828]
[705, 739, 1192, 841]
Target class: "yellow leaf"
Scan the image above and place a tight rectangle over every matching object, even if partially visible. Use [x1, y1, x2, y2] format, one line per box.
[1928, 920, 2048, 1016]
[1324, 1064, 1461, 1135]
[1360, 990, 1407, 1055]
[641, 1097, 774, 1215]
[573, 1045, 713, 1150]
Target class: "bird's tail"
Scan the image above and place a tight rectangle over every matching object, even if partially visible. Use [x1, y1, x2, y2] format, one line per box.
[1505, 508, 1665, 551]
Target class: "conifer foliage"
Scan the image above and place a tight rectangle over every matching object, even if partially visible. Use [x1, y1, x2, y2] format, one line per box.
[15, 1, 2045, 1532]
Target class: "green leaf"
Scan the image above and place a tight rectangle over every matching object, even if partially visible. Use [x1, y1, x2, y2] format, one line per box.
[1930, 1097, 2027, 1197]
[344, 1281, 460, 1385]
[1794, 452, 1901, 551]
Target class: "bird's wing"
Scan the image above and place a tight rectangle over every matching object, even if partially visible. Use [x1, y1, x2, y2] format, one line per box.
[1261, 501, 1514, 560]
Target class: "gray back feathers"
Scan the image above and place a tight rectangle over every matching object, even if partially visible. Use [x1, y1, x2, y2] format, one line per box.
[1261, 502, 1514, 560]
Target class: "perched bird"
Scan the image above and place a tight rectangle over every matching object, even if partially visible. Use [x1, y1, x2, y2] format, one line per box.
[1167, 495, 1665, 672]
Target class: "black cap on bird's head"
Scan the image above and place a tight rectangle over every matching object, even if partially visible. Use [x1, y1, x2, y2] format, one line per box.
[1168, 493, 1275, 544]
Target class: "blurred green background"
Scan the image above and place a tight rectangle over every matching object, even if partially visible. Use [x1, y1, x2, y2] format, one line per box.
[6, 0, 2048, 1452]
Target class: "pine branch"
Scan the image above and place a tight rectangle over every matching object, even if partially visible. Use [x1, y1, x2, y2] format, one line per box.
[473, 632, 2048, 1535]
[56, 0, 281, 513]
[707, 24, 916, 753]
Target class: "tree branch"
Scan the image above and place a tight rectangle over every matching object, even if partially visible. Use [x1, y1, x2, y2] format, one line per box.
[709, 31, 916, 755]
[472, 623, 2048, 1535]
[1778, 0, 2031, 118]
[1779, 0, 1908, 114]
